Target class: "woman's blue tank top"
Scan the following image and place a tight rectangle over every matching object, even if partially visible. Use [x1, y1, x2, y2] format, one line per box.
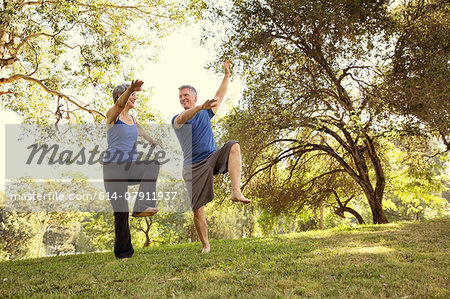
[104, 115, 138, 163]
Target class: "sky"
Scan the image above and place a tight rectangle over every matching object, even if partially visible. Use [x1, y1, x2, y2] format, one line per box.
[135, 23, 243, 122]
[0, 22, 244, 190]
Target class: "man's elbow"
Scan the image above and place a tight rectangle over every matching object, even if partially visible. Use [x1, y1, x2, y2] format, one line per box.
[173, 118, 184, 129]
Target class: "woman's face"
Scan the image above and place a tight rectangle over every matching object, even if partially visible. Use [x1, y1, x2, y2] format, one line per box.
[126, 92, 137, 109]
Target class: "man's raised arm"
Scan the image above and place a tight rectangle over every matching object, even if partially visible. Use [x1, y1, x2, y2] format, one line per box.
[211, 60, 231, 115]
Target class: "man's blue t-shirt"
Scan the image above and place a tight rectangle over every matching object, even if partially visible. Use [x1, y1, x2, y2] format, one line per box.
[172, 109, 218, 164]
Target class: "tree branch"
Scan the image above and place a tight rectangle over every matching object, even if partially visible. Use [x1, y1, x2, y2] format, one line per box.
[23, 1, 173, 18]
[0, 74, 105, 118]
[0, 91, 16, 96]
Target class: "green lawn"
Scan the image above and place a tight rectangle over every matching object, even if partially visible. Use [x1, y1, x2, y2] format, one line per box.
[1, 219, 449, 298]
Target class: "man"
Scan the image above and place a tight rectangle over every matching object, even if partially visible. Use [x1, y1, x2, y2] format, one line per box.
[172, 60, 251, 253]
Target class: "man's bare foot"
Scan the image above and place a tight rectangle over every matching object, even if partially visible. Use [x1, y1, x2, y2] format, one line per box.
[230, 191, 251, 204]
[201, 247, 210, 254]
[132, 207, 158, 217]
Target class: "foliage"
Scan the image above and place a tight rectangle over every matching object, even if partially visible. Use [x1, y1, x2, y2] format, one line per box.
[0, 0, 197, 123]
[131, 212, 191, 247]
[43, 221, 80, 256]
[81, 212, 114, 251]
[0, 0, 205, 260]
[206, 0, 395, 224]
[205, 199, 257, 240]
[206, 0, 449, 224]
[383, 136, 449, 220]
[382, 0, 450, 149]
[0, 192, 37, 260]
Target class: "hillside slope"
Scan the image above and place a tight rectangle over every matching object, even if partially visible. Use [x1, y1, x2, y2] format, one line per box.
[0, 219, 449, 298]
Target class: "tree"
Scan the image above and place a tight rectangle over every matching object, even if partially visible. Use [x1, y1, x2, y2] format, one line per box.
[382, 0, 449, 150]
[33, 210, 82, 258]
[43, 220, 80, 256]
[143, 212, 191, 245]
[82, 212, 114, 251]
[130, 215, 154, 247]
[382, 135, 449, 221]
[0, 0, 195, 123]
[208, 0, 447, 224]
[237, 120, 367, 226]
[0, 0, 204, 258]
[0, 192, 36, 260]
[4, 175, 97, 258]
[216, 106, 369, 230]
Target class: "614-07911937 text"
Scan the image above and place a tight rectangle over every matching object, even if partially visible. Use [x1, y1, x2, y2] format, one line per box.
[107, 191, 178, 201]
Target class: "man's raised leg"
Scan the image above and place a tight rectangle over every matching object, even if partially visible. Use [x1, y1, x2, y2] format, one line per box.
[193, 206, 210, 253]
[228, 143, 251, 203]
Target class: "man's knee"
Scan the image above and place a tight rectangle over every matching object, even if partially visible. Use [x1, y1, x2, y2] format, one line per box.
[230, 142, 240, 155]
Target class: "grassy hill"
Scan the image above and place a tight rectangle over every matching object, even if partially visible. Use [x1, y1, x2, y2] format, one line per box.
[0, 219, 449, 298]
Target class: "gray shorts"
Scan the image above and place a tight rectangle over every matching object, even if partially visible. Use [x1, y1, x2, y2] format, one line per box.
[183, 141, 238, 211]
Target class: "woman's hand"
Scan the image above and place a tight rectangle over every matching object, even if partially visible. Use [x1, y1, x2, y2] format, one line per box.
[129, 80, 144, 92]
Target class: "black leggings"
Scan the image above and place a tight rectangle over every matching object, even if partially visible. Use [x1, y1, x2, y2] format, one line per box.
[103, 161, 160, 259]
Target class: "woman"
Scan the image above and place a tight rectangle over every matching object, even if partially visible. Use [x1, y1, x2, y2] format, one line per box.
[103, 79, 160, 259]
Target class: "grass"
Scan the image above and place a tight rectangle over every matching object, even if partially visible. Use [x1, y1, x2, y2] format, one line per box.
[0, 218, 449, 298]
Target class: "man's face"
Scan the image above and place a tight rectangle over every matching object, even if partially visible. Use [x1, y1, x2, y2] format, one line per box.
[179, 88, 197, 110]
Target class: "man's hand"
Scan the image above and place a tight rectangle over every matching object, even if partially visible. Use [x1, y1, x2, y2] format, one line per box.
[201, 98, 218, 110]
[129, 79, 144, 92]
[224, 60, 231, 76]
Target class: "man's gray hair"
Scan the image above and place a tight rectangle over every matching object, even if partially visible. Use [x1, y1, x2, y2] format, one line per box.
[112, 84, 130, 103]
[178, 85, 197, 96]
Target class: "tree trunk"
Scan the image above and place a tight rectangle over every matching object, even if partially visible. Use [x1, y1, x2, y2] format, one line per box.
[319, 203, 324, 230]
[142, 217, 152, 248]
[335, 206, 366, 225]
[248, 206, 255, 238]
[36, 231, 44, 258]
[364, 136, 388, 224]
[35, 212, 50, 258]
[368, 195, 389, 224]
[312, 208, 319, 229]
[415, 211, 421, 221]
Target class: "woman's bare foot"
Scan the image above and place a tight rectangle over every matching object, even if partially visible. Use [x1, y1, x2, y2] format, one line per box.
[230, 191, 251, 204]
